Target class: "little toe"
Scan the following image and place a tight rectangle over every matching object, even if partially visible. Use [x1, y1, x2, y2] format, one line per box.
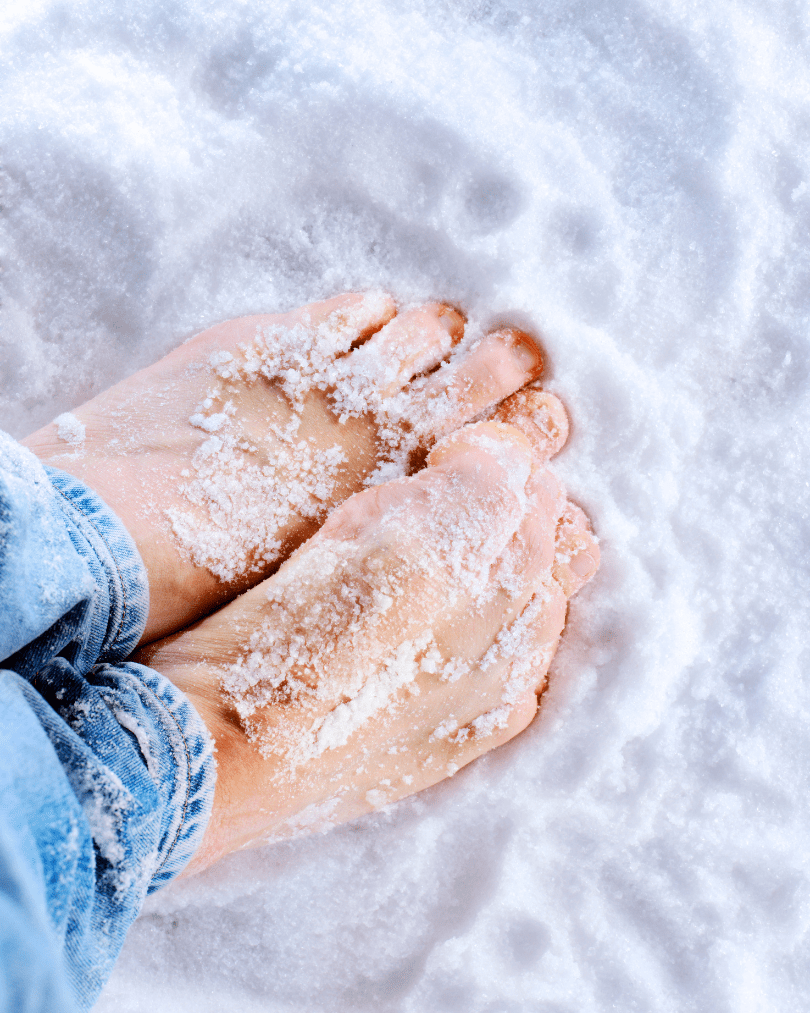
[494, 389, 569, 461]
[346, 303, 465, 398]
[552, 501, 600, 597]
[408, 327, 544, 439]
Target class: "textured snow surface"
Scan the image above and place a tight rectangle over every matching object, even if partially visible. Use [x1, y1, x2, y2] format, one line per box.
[2, 0, 810, 1010]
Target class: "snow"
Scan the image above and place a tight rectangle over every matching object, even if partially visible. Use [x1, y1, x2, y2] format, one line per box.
[54, 412, 86, 449]
[2, 0, 810, 1010]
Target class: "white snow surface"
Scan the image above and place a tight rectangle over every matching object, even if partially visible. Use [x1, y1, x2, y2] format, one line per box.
[2, 1, 810, 1010]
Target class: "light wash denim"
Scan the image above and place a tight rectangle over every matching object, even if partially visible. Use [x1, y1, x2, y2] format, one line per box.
[0, 432, 217, 1012]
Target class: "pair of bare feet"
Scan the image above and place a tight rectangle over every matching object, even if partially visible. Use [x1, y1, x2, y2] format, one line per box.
[23, 293, 598, 874]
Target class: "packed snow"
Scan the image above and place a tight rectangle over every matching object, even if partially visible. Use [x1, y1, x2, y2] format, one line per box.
[2, 0, 810, 1010]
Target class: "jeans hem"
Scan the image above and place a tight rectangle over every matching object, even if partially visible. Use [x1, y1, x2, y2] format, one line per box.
[117, 663, 217, 890]
[44, 465, 150, 661]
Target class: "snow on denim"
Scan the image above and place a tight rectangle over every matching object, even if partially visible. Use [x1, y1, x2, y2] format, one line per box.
[0, 432, 216, 1012]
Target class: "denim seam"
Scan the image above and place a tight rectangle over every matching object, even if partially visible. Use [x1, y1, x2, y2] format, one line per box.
[50, 482, 132, 659]
[149, 692, 194, 880]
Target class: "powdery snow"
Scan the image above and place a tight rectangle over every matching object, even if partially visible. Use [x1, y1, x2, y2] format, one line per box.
[2, 1, 810, 1011]
[54, 412, 86, 449]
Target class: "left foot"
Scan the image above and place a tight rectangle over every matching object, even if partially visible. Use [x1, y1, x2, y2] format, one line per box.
[23, 293, 544, 643]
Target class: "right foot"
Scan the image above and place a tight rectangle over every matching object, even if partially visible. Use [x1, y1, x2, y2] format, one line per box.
[137, 400, 599, 873]
[23, 294, 548, 643]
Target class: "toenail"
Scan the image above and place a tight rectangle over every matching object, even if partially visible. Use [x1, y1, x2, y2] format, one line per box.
[437, 306, 466, 341]
[569, 550, 596, 577]
[509, 332, 543, 374]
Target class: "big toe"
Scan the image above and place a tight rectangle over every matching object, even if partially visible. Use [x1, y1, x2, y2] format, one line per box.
[426, 419, 534, 498]
[320, 420, 533, 558]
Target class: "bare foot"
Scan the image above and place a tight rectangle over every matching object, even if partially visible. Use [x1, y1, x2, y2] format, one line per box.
[137, 394, 599, 874]
[22, 293, 544, 643]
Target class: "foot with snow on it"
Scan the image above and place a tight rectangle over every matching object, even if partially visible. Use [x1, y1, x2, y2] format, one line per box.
[136, 397, 599, 873]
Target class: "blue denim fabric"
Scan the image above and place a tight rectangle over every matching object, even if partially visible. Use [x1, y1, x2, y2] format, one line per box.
[0, 432, 217, 1012]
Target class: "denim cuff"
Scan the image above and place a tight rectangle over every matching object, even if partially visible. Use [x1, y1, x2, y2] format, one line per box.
[1, 435, 219, 1008]
[93, 662, 218, 892]
[44, 464, 150, 665]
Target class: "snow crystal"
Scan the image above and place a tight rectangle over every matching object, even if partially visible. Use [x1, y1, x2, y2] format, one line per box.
[54, 412, 85, 449]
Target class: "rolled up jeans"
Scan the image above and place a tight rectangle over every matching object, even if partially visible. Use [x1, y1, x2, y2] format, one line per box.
[0, 432, 216, 1011]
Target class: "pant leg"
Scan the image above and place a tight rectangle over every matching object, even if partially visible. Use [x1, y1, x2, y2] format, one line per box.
[0, 432, 217, 1011]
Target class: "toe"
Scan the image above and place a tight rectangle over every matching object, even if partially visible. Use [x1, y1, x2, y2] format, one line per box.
[417, 442, 565, 667]
[346, 303, 465, 398]
[494, 389, 569, 461]
[189, 291, 397, 368]
[552, 501, 600, 597]
[427, 420, 534, 506]
[408, 327, 544, 439]
[319, 422, 534, 585]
